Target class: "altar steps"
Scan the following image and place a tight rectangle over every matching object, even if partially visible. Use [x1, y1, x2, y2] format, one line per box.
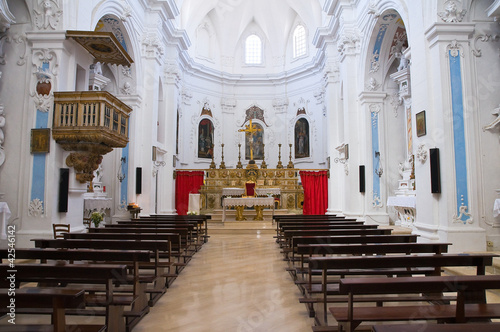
[207, 208, 289, 234]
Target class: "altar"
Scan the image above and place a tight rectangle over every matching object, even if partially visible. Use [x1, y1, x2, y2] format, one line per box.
[199, 168, 303, 215]
[222, 197, 275, 222]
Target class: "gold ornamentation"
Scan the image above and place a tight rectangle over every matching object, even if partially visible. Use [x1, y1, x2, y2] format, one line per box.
[66, 152, 103, 183]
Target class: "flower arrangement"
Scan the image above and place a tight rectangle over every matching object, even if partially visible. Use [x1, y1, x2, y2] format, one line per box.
[90, 211, 105, 227]
[187, 211, 198, 215]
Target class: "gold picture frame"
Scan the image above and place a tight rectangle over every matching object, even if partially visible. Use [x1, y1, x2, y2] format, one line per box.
[31, 128, 50, 153]
[416, 111, 426, 137]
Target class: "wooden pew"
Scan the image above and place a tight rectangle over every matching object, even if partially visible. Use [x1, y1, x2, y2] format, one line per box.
[282, 229, 393, 262]
[331, 275, 500, 332]
[0, 287, 105, 332]
[135, 214, 210, 243]
[31, 238, 174, 304]
[0, 263, 128, 332]
[371, 322, 500, 332]
[308, 253, 497, 326]
[293, 242, 450, 318]
[0, 248, 152, 331]
[85, 228, 194, 260]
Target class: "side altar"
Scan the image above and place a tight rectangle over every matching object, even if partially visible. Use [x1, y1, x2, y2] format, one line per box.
[199, 167, 304, 215]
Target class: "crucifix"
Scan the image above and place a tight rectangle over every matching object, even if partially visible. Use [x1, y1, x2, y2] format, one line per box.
[238, 119, 262, 160]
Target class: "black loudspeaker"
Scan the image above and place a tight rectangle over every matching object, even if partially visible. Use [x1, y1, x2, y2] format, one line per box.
[359, 165, 365, 193]
[58, 168, 69, 212]
[136, 167, 142, 194]
[430, 148, 441, 193]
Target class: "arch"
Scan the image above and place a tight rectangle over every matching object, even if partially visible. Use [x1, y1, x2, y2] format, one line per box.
[198, 118, 214, 159]
[195, 22, 213, 61]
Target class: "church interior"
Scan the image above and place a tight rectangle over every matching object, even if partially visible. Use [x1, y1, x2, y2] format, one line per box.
[1, 0, 500, 331]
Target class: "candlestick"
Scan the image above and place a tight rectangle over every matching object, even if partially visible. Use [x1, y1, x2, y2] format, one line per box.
[261, 143, 267, 169]
[287, 143, 294, 168]
[276, 143, 283, 169]
[236, 143, 243, 169]
[209, 144, 216, 169]
[219, 143, 226, 169]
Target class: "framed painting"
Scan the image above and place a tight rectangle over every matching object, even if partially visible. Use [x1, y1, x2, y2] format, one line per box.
[294, 118, 310, 158]
[31, 128, 50, 154]
[198, 119, 214, 159]
[416, 111, 426, 137]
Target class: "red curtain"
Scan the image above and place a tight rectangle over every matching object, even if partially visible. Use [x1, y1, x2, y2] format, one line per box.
[299, 170, 328, 215]
[175, 171, 205, 215]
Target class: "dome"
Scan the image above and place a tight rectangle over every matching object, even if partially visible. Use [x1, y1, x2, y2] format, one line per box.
[178, 0, 325, 75]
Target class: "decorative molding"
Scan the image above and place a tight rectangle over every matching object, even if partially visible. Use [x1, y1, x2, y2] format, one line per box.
[472, 33, 499, 57]
[221, 97, 237, 113]
[372, 193, 384, 208]
[164, 61, 182, 85]
[367, 1, 381, 18]
[120, 82, 132, 95]
[483, 104, 500, 132]
[0, 0, 15, 33]
[365, 77, 380, 91]
[142, 32, 165, 62]
[28, 198, 44, 217]
[314, 87, 325, 105]
[438, 0, 467, 23]
[454, 205, 473, 224]
[337, 31, 361, 57]
[416, 144, 428, 163]
[323, 59, 340, 83]
[369, 50, 380, 73]
[388, 91, 402, 117]
[34, 0, 62, 30]
[66, 152, 103, 183]
[119, 0, 132, 21]
[30, 49, 58, 112]
[272, 97, 289, 114]
[181, 88, 193, 106]
[446, 40, 463, 58]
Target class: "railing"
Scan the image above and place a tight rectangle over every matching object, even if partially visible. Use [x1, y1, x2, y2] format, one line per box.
[52, 91, 132, 154]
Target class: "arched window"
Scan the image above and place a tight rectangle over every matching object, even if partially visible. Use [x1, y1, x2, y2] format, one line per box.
[293, 25, 306, 58]
[198, 119, 214, 159]
[245, 34, 262, 65]
[295, 118, 310, 158]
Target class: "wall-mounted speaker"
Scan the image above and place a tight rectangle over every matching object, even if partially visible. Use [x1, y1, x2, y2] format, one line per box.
[430, 148, 441, 193]
[359, 165, 365, 193]
[58, 168, 69, 212]
[136, 167, 142, 194]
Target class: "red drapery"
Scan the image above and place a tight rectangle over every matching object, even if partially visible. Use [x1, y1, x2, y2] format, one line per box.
[299, 170, 328, 215]
[175, 171, 205, 215]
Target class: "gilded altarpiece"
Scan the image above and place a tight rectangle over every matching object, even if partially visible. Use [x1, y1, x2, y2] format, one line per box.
[199, 168, 304, 214]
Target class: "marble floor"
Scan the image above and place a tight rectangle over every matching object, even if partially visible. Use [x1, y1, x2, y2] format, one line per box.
[134, 233, 314, 332]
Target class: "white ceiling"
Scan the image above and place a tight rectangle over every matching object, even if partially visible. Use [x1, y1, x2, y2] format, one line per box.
[177, 0, 325, 59]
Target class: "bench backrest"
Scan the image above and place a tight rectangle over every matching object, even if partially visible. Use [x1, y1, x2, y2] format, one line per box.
[296, 243, 450, 256]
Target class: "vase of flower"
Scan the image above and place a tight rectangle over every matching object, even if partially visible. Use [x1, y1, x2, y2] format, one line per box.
[90, 211, 105, 228]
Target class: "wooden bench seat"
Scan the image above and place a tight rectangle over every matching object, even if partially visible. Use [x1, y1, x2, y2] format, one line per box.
[0, 287, 104, 332]
[0, 264, 128, 332]
[371, 322, 500, 332]
[307, 253, 497, 326]
[331, 275, 500, 332]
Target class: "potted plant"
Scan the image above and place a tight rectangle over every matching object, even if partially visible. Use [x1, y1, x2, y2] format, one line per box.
[90, 211, 105, 228]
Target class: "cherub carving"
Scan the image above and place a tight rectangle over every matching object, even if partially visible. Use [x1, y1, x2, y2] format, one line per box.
[438, 1, 466, 23]
[34, 0, 62, 30]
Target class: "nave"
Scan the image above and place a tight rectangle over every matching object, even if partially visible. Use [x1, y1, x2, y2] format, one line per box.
[133, 233, 313, 332]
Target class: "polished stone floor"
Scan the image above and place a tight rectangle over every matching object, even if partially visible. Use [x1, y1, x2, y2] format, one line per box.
[134, 233, 314, 332]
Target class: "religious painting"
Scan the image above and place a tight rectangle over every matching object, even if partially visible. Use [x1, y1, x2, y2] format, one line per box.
[245, 122, 264, 160]
[31, 128, 50, 154]
[198, 119, 214, 159]
[416, 110, 426, 137]
[294, 118, 310, 158]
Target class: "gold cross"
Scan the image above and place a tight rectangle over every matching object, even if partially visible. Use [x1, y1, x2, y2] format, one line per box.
[238, 119, 262, 160]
